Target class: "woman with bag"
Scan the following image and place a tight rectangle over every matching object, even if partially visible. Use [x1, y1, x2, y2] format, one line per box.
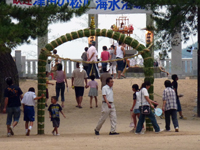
[135, 81, 161, 134]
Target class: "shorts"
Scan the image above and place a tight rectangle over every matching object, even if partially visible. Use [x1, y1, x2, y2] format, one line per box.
[116, 58, 124, 71]
[24, 106, 35, 122]
[133, 109, 140, 114]
[6, 107, 21, 125]
[176, 97, 182, 112]
[75, 87, 84, 97]
[46, 88, 49, 99]
[52, 118, 60, 127]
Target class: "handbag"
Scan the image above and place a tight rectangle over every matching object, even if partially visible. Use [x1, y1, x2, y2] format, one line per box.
[140, 88, 150, 115]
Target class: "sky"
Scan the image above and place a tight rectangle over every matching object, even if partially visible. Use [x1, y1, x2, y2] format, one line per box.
[11, 14, 197, 60]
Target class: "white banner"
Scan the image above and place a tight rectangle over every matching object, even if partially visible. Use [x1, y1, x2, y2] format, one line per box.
[6, 0, 152, 14]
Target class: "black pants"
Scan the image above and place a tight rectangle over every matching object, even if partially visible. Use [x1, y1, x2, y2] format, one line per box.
[83, 66, 88, 72]
[165, 109, 179, 130]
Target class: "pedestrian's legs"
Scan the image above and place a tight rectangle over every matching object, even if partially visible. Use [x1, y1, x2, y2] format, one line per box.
[94, 64, 100, 78]
[90, 96, 93, 108]
[25, 121, 29, 130]
[171, 109, 179, 129]
[56, 83, 60, 101]
[113, 65, 117, 79]
[136, 112, 145, 133]
[95, 103, 110, 132]
[79, 96, 83, 107]
[147, 110, 160, 132]
[132, 113, 137, 128]
[165, 110, 171, 130]
[87, 64, 92, 77]
[94, 96, 98, 107]
[60, 83, 65, 107]
[109, 104, 117, 133]
[60, 83, 65, 102]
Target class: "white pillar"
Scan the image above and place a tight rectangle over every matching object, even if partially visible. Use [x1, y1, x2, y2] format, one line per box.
[21, 56, 26, 77]
[171, 32, 184, 77]
[15, 50, 22, 78]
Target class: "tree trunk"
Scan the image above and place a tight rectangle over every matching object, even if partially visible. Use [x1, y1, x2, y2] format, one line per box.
[0, 50, 19, 112]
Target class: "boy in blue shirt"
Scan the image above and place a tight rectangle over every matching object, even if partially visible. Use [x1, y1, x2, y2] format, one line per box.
[48, 96, 66, 135]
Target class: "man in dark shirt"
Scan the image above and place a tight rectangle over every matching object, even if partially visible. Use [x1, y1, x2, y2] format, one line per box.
[3, 77, 23, 137]
[171, 74, 184, 119]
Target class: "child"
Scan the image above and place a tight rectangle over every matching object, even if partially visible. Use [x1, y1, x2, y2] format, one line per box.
[130, 84, 141, 131]
[21, 87, 44, 136]
[171, 74, 185, 119]
[87, 75, 98, 108]
[48, 96, 66, 135]
[46, 71, 54, 107]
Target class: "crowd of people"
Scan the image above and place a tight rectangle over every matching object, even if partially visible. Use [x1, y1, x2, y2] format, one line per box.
[81, 41, 144, 80]
[2, 42, 184, 137]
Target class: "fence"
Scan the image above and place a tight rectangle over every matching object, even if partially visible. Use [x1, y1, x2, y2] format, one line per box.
[161, 58, 194, 77]
[14, 50, 197, 79]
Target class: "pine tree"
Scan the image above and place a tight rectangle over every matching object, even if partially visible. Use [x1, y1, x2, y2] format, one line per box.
[0, 0, 88, 112]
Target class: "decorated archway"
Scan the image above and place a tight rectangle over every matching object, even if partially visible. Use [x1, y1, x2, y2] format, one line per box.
[37, 28, 154, 134]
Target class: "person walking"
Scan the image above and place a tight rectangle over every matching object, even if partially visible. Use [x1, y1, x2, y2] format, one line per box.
[100, 67, 112, 89]
[135, 81, 162, 134]
[94, 77, 119, 135]
[162, 80, 179, 132]
[72, 62, 88, 108]
[87, 41, 100, 78]
[21, 87, 44, 136]
[3, 77, 23, 137]
[171, 74, 185, 119]
[81, 47, 89, 71]
[109, 45, 117, 79]
[101, 46, 110, 69]
[54, 64, 68, 108]
[114, 41, 125, 79]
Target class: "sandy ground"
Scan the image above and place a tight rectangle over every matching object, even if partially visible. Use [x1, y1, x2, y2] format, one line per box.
[0, 77, 200, 150]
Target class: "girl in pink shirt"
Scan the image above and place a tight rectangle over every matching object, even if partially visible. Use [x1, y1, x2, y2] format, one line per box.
[87, 75, 98, 108]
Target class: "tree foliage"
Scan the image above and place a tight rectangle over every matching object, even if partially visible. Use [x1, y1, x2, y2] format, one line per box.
[123, 0, 198, 55]
[0, 0, 89, 52]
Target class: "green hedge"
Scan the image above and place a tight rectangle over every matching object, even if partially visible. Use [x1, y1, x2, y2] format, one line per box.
[78, 30, 84, 37]
[71, 32, 79, 39]
[84, 29, 90, 37]
[107, 30, 113, 38]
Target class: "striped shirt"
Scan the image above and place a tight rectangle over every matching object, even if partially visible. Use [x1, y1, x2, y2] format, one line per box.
[163, 87, 177, 111]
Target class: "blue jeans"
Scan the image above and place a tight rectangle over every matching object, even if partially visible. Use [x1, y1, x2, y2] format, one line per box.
[56, 82, 65, 102]
[6, 107, 21, 125]
[87, 64, 100, 78]
[101, 63, 107, 69]
[136, 106, 160, 133]
[165, 109, 179, 130]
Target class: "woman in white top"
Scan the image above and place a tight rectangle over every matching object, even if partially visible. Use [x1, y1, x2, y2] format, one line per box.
[135, 81, 161, 134]
[114, 41, 125, 79]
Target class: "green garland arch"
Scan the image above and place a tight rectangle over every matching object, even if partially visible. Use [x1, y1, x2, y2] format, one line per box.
[37, 28, 154, 134]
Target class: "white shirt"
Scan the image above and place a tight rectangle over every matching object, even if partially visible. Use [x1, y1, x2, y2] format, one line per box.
[21, 91, 36, 106]
[102, 85, 114, 102]
[116, 46, 124, 58]
[134, 91, 140, 109]
[87, 46, 98, 62]
[137, 88, 150, 106]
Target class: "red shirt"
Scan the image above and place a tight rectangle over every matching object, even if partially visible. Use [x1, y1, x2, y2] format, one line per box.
[101, 51, 110, 61]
